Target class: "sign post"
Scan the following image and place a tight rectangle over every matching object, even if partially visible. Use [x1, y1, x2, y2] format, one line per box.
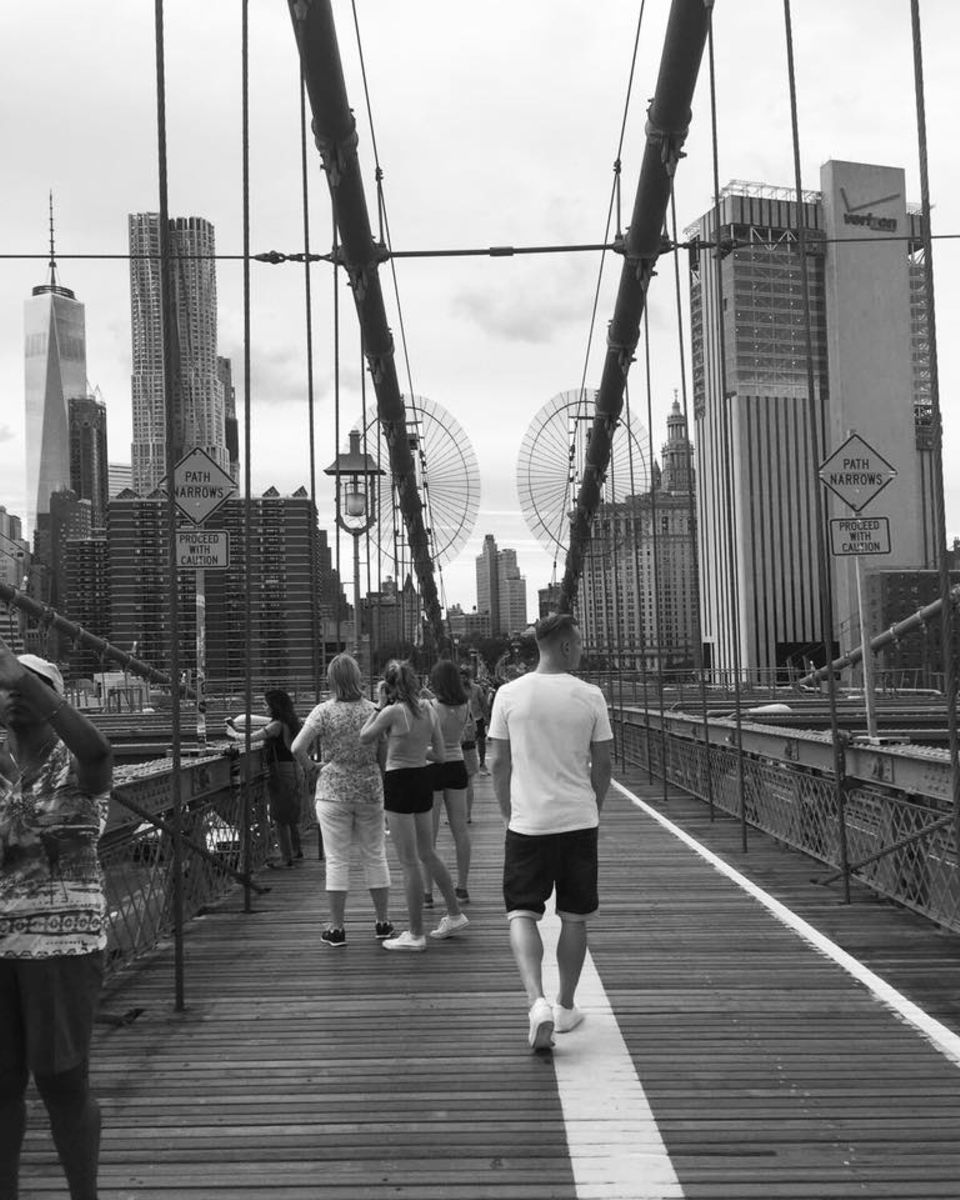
[168, 449, 236, 746]
[819, 433, 896, 742]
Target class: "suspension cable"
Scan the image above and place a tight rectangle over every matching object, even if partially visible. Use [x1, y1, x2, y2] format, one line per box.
[782, 0, 850, 892]
[240, 0, 257, 910]
[706, 7, 748, 853]
[350, 1, 444, 649]
[299, 70, 321, 697]
[669, 187, 715, 817]
[909, 0, 960, 852]
[153, 0, 186, 1010]
[642, 308, 669, 804]
[551, 1, 648, 586]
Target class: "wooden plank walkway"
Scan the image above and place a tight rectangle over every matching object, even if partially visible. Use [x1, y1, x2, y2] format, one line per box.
[19, 767, 960, 1199]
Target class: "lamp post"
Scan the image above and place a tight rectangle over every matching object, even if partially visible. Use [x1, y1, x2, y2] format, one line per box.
[324, 430, 384, 669]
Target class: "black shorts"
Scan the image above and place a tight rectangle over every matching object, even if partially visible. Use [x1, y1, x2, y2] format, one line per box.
[503, 827, 599, 919]
[430, 760, 469, 793]
[383, 767, 435, 814]
[0, 952, 104, 1075]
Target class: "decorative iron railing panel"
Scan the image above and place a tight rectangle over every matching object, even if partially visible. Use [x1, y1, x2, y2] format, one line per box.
[100, 751, 273, 976]
[614, 708, 960, 932]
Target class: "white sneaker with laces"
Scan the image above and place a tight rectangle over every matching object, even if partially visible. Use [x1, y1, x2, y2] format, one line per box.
[382, 930, 427, 952]
[554, 1003, 584, 1033]
[528, 996, 555, 1050]
[429, 913, 470, 940]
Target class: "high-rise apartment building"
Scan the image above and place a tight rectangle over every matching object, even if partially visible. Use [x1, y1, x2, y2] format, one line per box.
[688, 162, 935, 677]
[68, 395, 109, 530]
[108, 463, 133, 497]
[580, 400, 697, 670]
[217, 356, 240, 482]
[0, 508, 28, 652]
[475, 534, 527, 635]
[129, 214, 229, 495]
[106, 489, 347, 689]
[24, 251, 87, 540]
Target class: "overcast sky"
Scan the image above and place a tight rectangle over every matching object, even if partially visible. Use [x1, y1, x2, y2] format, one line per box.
[2, 1, 958, 620]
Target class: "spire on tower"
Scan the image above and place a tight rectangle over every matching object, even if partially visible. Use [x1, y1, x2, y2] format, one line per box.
[48, 190, 58, 288]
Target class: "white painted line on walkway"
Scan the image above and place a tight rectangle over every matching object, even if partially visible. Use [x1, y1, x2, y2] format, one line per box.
[614, 778, 960, 1071]
[540, 908, 685, 1200]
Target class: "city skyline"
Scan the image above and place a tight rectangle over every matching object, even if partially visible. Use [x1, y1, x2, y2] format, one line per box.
[3, 3, 959, 624]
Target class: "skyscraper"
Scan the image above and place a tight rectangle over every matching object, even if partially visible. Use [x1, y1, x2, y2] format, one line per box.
[688, 161, 935, 677]
[68, 394, 109, 530]
[476, 534, 527, 635]
[23, 207, 87, 540]
[129, 214, 229, 494]
[580, 400, 697, 670]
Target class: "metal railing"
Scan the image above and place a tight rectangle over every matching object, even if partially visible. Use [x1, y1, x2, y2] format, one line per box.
[100, 748, 275, 977]
[613, 706, 960, 933]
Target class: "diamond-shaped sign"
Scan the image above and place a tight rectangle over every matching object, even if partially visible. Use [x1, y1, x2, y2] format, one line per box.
[170, 448, 237, 524]
[818, 434, 896, 513]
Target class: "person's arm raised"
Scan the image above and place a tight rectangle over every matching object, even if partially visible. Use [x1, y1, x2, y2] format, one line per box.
[0, 639, 112, 793]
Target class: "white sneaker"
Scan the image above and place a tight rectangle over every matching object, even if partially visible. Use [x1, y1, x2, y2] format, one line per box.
[528, 997, 555, 1050]
[429, 913, 470, 940]
[554, 1003, 584, 1033]
[382, 930, 426, 952]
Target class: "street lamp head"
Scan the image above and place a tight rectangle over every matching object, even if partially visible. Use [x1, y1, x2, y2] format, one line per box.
[324, 428, 385, 534]
[344, 484, 367, 519]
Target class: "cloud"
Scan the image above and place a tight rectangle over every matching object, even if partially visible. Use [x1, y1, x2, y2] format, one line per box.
[0, 426, 14, 444]
[450, 255, 593, 345]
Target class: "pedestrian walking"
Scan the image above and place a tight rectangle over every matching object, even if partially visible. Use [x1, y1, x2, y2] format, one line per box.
[360, 660, 468, 951]
[0, 644, 113, 1200]
[423, 660, 472, 905]
[487, 613, 613, 1050]
[291, 654, 392, 947]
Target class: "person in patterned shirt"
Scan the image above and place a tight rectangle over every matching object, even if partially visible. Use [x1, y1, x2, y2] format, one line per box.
[292, 654, 393, 948]
[0, 641, 113, 1200]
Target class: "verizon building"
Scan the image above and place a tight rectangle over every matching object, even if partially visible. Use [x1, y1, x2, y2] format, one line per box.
[688, 161, 936, 677]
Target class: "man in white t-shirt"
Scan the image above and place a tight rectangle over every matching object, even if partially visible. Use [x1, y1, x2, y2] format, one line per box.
[487, 613, 613, 1051]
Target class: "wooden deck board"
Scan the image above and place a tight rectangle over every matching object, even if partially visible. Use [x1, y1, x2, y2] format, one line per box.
[18, 771, 960, 1198]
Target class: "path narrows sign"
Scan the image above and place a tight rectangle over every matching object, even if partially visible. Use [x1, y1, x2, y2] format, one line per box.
[818, 434, 896, 513]
[170, 448, 236, 524]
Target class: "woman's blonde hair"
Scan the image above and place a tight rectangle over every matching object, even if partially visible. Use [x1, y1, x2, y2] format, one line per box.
[382, 659, 423, 717]
[328, 653, 363, 701]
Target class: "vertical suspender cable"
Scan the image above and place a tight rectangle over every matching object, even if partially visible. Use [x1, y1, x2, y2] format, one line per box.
[706, 12, 748, 852]
[624, 380, 653, 782]
[783, 0, 850, 897]
[240, 0, 256, 914]
[153, 0, 185, 1011]
[669, 190, 715, 817]
[643, 310, 669, 804]
[299, 72, 321, 698]
[332, 212, 343, 656]
[909, 0, 960, 853]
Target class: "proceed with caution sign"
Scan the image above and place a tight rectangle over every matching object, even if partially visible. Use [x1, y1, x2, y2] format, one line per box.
[176, 530, 229, 569]
[829, 517, 891, 557]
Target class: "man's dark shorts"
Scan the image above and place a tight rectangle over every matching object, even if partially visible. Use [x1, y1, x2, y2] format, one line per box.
[503, 826, 599, 921]
[0, 952, 103, 1075]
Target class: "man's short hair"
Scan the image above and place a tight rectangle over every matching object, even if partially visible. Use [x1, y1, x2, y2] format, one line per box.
[534, 612, 579, 644]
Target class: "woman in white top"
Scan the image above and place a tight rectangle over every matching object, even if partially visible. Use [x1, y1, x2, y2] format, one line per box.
[423, 659, 472, 905]
[360, 660, 468, 951]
